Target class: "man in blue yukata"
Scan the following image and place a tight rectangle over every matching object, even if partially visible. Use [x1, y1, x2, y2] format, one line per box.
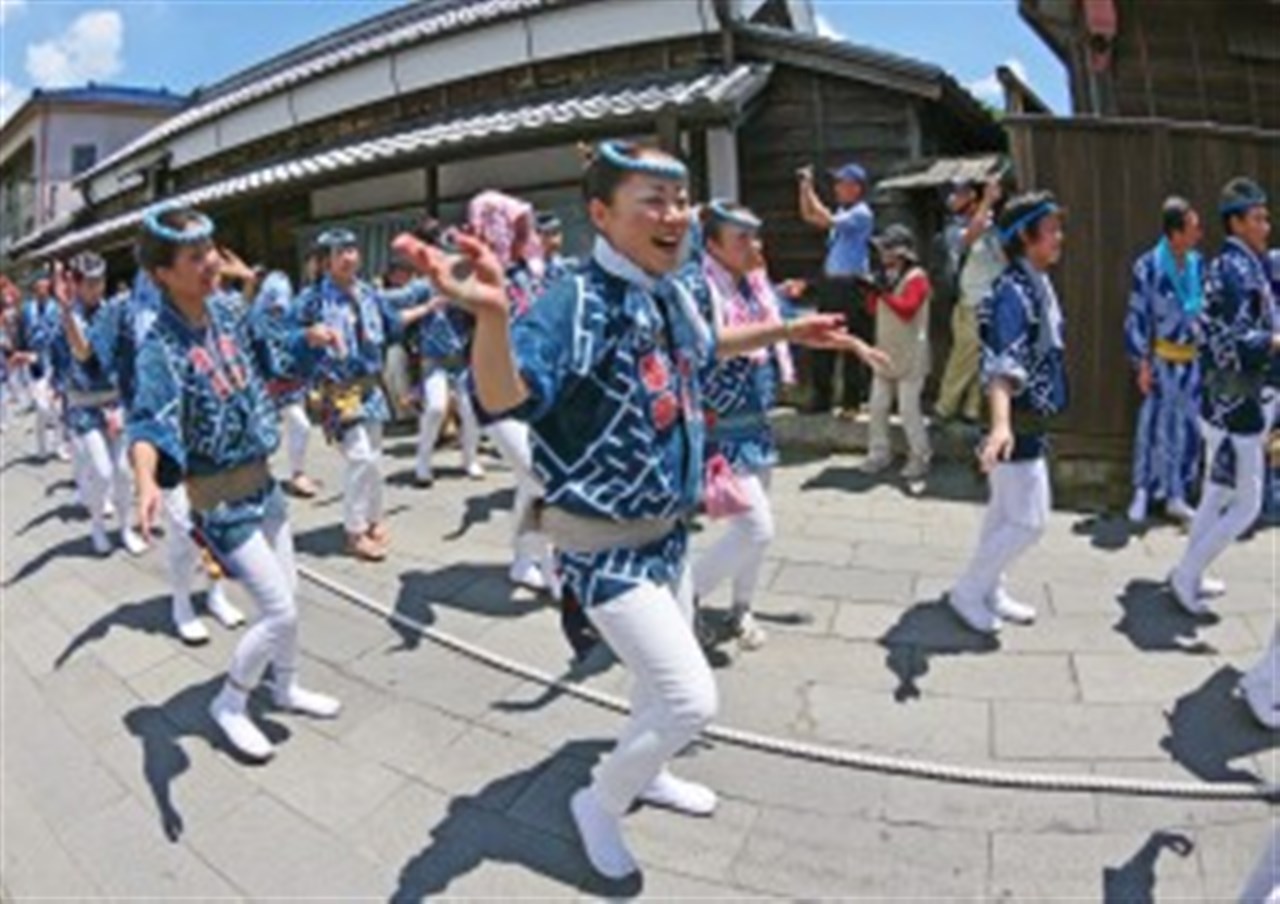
[1167, 177, 1277, 730]
[1125, 196, 1205, 524]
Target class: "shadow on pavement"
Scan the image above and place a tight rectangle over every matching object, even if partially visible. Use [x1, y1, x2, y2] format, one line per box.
[878, 597, 999, 702]
[442, 487, 516, 541]
[123, 676, 289, 842]
[800, 462, 986, 506]
[389, 563, 542, 652]
[54, 593, 185, 669]
[1160, 666, 1276, 784]
[1101, 830, 1194, 904]
[14, 502, 88, 537]
[1113, 579, 1218, 654]
[1071, 513, 1145, 552]
[491, 642, 616, 714]
[390, 739, 641, 901]
[3, 533, 103, 586]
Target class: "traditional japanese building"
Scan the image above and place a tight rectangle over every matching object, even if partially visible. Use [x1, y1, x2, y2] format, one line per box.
[13, 0, 1002, 284]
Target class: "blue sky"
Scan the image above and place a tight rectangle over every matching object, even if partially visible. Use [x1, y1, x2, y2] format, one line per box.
[0, 0, 1068, 125]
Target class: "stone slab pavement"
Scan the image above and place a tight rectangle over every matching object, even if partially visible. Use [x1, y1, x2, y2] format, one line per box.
[1, 414, 1275, 900]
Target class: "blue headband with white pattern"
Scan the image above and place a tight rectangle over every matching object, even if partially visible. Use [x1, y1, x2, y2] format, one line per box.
[597, 140, 688, 181]
[142, 204, 214, 243]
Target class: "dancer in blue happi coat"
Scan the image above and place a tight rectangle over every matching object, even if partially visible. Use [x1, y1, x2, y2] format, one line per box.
[294, 228, 436, 561]
[536, 211, 579, 284]
[400, 139, 849, 880]
[128, 204, 346, 761]
[948, 191, 1069, 635]
[1124, 197, 1206, 524]
[14, 266, 66, 458]
[51, 251, 149, 557]
[253, 271, 320, 499]
[1166, 178, 1277, 730]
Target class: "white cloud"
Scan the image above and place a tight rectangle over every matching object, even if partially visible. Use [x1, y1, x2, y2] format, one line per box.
[0, 0, 27, 26]
[0, 78, 28, 127]
[966, 58, 1031, 107]
[814, 11, 844, 40]
[25, 9, 124, 89]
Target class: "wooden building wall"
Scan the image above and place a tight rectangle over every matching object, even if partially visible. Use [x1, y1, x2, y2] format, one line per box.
[1005, 115, 1280, 462]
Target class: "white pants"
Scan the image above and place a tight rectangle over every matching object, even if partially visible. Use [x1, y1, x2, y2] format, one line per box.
[72, 428, 133, 532]
[164, 487, 223, 605]
[868, 374, 930, 462]
[220, 489, 300, 688]
[1240, 826, 1280, 903]
[29, 375, 58, 455]
[585, 569, 718, 816]
[341, 422, 384, 535]
[281, 402, 311, 478]
[415, 370, 480, 477]
[486, 418, 549, 560]
[8, 363, 31, 410]
[953, 458, 1050, 605]
[692, 468, 774, 610]
[1173, 424, 1265, 590]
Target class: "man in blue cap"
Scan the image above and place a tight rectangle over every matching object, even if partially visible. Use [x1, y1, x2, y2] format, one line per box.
[798, 160, 876, 414]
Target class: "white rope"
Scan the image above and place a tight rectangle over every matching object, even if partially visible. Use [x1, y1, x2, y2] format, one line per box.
[298, 564, 1278, 803]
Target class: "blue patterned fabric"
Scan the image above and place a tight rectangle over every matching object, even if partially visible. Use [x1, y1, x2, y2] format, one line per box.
[53, 297, 127, 436]
[294, 275, 430, 430]
[543, 254, 580, 286]
[685, 265, 782, 473]
[1124, 244, 1203, 499]
[18, 296, 59, 380]
[252, 272, 309, 406]
[417, 305, 473, 374]
[979, 258, 1070, 461]
[115, 271, 163, 409]
[1200, 238, 1275, 436]
[127, 292, 312, 556]
[477, 237, 716, 607]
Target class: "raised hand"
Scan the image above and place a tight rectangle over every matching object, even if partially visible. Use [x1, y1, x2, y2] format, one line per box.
[979, 424, 1014, 473]
[391, 232, 508, 319]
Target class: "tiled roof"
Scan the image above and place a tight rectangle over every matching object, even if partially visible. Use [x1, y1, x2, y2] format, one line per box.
[876, 154, 1005, 191]
[22, 65, 772, 260]
[74, 0, 546, 188]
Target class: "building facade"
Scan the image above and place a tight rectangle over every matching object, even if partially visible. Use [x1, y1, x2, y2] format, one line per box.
[0, 85, 187, 262]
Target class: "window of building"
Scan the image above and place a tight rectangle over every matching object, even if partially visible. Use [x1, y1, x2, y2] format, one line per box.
[70, 144, 98, 176]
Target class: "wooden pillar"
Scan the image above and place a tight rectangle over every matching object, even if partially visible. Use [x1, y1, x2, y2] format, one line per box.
[656, 110, 680, 155]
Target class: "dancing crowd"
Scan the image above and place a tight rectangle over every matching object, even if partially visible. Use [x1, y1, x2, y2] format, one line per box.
[0, 139, 1275, 887]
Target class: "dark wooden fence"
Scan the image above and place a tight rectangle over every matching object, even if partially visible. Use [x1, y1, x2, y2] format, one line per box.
[1004, 114, 1280, 463]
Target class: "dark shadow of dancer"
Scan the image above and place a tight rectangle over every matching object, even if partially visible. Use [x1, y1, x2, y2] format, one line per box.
[43, 477, 77, 497]
[491, 643, 617, 714]
[55, 594, 180, 668]
[801, 461, 987, 505]
[443, 487, 516, 541]
[3, 534, 102, 586]
[391, 739, 642, 901]
[1101, 830, 1194, 903]
[389, 563, 542, 652]
[1160, 666, 1277, 784]
[14, 502, 88, 536]
[122, 676, 289, 841]
[1113, 579, 1218, 654]
[878, 598, 999, 702]
[1072, 513, 1144, 552]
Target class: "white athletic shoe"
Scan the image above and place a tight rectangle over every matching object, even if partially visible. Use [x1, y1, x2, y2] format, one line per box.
[900, 456, 931, 481]
[509, 556, 547, 592]
[1239, 670, 1280, 731]
[273, 682, 342, 719]
[728, 610, 768, 651]
[987, 588, 1037, 625]
[947, 590, 1003, 634]
[119, 528, 149, 557]
[1199, 574, 1227, 599]
[570, 788, 638, 880]
[205, 582, 246, 629]
[90, 523, 112, 556]
[638, 770, 718, 817]
[1166, 498, 1196, 523]
[102, 498, 116, 520]
[465, 461, 486, 480]
[209, 685, 274, 762]
[1168, 570, 1210, 616]
[1127, 490, 1148, 524]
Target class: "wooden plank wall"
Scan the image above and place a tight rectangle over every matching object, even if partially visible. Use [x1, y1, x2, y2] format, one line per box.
[1006, 115, 1280, 461]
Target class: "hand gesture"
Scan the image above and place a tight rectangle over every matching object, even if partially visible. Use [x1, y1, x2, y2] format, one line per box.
[392, 232, 509, 319]
[859, 343, 894, 376]
[785, 312, 846, 347]
[304, 324, 343, 351]
[1136, 360, 1153, 396]
[778, 279, 808, 300]
[979, 424, 1015, 473]
[136, 478, 163, 543]
[217, 247, 254, 283]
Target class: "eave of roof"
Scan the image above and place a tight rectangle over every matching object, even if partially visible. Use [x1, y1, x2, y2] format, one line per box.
[74, 0, 548, 189]
[20, 64, 771, 261]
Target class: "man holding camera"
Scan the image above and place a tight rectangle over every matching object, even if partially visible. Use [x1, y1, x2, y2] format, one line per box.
[798, 162, 876, 414]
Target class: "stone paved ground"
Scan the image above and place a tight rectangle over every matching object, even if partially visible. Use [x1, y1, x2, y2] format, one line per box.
[2, 414, 1275, 900]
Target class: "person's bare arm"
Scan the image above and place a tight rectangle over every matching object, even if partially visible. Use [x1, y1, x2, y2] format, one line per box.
[979, 378, 1015, 472]
[131, 441, 164, 541]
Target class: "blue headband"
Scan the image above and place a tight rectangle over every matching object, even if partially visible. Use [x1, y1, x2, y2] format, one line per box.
[1220, 196, 1267, 216]
[597, 140, 688, 181]
[315, 228, 358, 250]
[999, 201, 1058, 243]
[708, 199, 762, 232]
[142, 205, 214, 243]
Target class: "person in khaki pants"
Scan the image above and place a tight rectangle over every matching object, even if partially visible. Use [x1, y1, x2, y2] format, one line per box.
[937, 178, 1005, 422]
